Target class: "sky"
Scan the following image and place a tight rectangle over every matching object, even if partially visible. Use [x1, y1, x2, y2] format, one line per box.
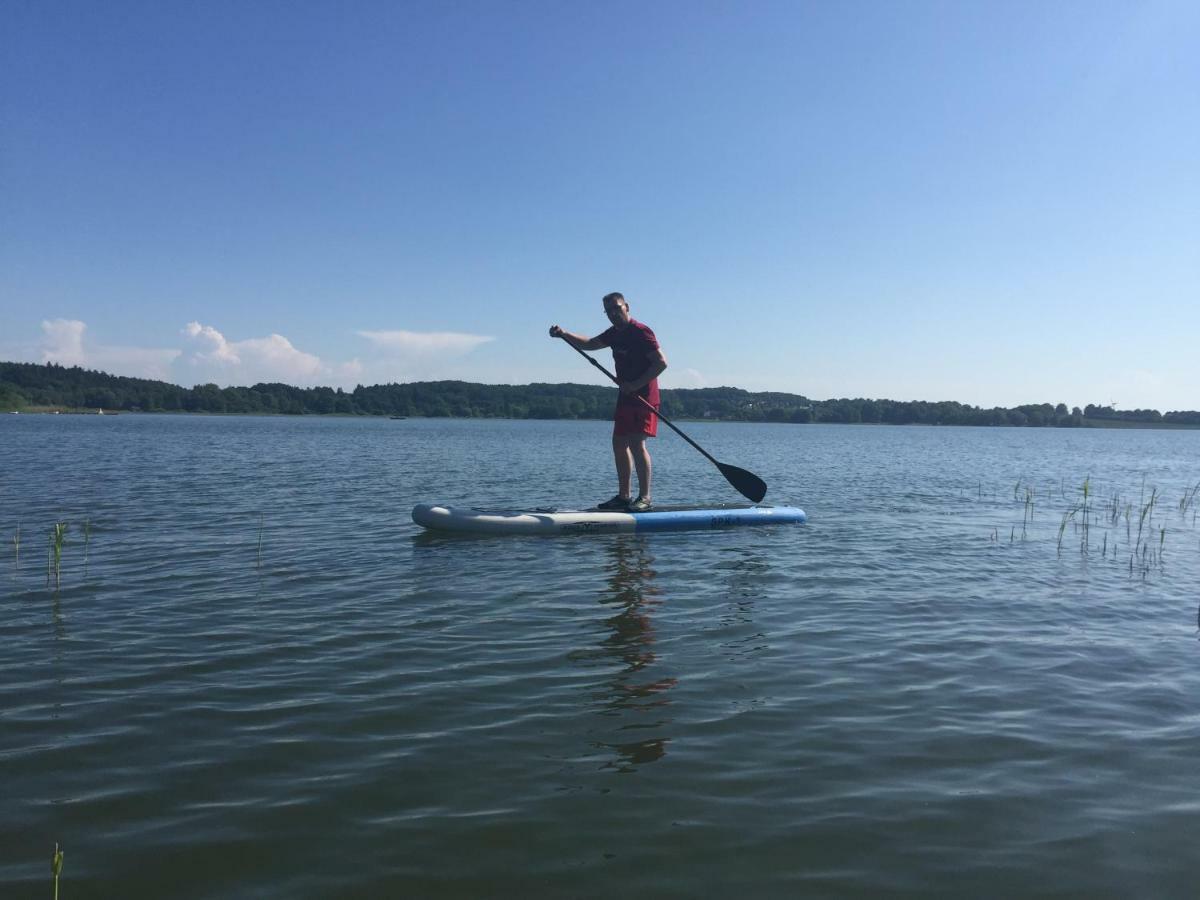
[2, 0, 1197, 410]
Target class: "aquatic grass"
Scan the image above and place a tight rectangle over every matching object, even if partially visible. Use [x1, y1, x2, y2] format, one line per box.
[1054, 477, 1093, 555]
[47, 522, 68, 589]
[1108, 493, 1124, 525]
[51, 842, 63, 900]
[11, 523, 18, 567]
[1056, 506, 1079, 556]
[1135, 488, 1157, 557]
[1080, 476, 1091, 552]
[1179, 482, 1200, 519]
[977, 472, 1197, 577]
[256, 513, 264, 568]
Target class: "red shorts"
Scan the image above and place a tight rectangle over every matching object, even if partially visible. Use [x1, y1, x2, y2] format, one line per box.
[614, 401, 658, 437]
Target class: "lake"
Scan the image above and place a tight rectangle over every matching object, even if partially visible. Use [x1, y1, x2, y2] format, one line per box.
[3, 415, 1199, 897]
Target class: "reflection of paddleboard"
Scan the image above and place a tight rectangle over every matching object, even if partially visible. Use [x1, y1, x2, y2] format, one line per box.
[411, 503, 806, 535]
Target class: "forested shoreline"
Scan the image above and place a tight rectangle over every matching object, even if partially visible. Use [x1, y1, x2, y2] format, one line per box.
[2, 361, 1197, 428]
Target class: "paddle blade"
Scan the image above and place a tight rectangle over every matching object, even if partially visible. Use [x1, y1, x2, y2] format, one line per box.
[718, 462, 767, 503]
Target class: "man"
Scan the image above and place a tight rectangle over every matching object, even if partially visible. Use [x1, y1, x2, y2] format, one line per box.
[550, 292, 668, 511]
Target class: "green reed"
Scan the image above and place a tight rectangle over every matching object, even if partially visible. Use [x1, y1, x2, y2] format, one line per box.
[1135, 488, 1157, 557]
[1056, 506, 1077, 555]
[51, 842, 63, 900]
[1081, 476, 1091, 551]
[47, 522, 68, 589]
[1108, 492, 1123, 525]
[1005, 472, 1198, 578]
[1180, 482, 1200, 518]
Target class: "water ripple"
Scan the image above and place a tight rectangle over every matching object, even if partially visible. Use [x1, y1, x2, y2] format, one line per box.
[3, 417, 1200, 896]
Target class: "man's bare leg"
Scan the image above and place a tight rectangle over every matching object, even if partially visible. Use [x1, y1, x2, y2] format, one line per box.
[629, 435, 652, 501]
[612, 434, 634, 500]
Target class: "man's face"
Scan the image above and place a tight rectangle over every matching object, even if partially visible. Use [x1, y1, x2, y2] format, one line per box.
[604, 298, 630, 327]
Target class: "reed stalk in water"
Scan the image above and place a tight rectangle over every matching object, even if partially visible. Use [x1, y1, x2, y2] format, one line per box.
[1080, 476, 1091, 553]
[51, 843, 63, 900]
[256, 513, 264, 568]
[49, 522, 68, 589]
[1057, 507, 1078, 556]
[1135, 488, 1157, 558]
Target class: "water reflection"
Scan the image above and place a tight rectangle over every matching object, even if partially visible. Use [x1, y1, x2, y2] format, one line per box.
[591, 536, 676, 772]
[716, 547, 770, 660]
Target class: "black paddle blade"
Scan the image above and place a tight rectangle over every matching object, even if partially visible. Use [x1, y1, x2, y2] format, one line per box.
[718, 462, 767, 503]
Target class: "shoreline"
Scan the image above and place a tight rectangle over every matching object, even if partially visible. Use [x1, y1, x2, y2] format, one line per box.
[5, 408, 1199, 430]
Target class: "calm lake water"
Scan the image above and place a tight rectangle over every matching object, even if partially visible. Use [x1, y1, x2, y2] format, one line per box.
[3, 415, 1200, 897]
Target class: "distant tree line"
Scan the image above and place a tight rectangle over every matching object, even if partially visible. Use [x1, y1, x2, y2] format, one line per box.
[2, 361, 1198, 427]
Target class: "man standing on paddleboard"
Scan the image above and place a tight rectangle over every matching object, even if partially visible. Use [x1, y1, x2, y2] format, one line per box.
[550, 292, 668, 512]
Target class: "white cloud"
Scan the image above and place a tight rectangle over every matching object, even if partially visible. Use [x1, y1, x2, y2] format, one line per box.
[41, 319, 87, 366]
[30, 319, 493, 390]
[183, 321, 241, 364]
[41, 319, 181, 380]
[356, 329, 494, 355]
[183, 321, 325, 384]
[346, 328, 498, 385]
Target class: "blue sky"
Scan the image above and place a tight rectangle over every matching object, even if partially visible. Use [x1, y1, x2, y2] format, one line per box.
[3, 0, 1197, 409]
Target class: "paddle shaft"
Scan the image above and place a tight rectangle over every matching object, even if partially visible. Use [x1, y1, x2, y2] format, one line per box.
[564, 340, 722, 467]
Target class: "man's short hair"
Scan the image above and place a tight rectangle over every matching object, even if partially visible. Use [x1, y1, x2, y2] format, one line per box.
[602, 292, 627, 308]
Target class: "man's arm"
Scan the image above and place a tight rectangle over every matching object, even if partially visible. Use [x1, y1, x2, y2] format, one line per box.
[549, 325, 608, 351]
[619, 348, 668, 394]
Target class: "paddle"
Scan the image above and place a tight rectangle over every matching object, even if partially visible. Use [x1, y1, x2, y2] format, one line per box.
[562, 341, 768, 503]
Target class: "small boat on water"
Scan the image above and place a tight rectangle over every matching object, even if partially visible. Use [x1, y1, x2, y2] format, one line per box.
[390, 415, 408, 420]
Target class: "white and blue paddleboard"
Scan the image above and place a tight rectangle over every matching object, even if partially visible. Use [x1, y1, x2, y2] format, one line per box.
[412, 502, 806, 535]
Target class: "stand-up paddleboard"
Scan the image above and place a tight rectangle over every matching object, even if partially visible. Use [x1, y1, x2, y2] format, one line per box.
[412, 502, 806, 535]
